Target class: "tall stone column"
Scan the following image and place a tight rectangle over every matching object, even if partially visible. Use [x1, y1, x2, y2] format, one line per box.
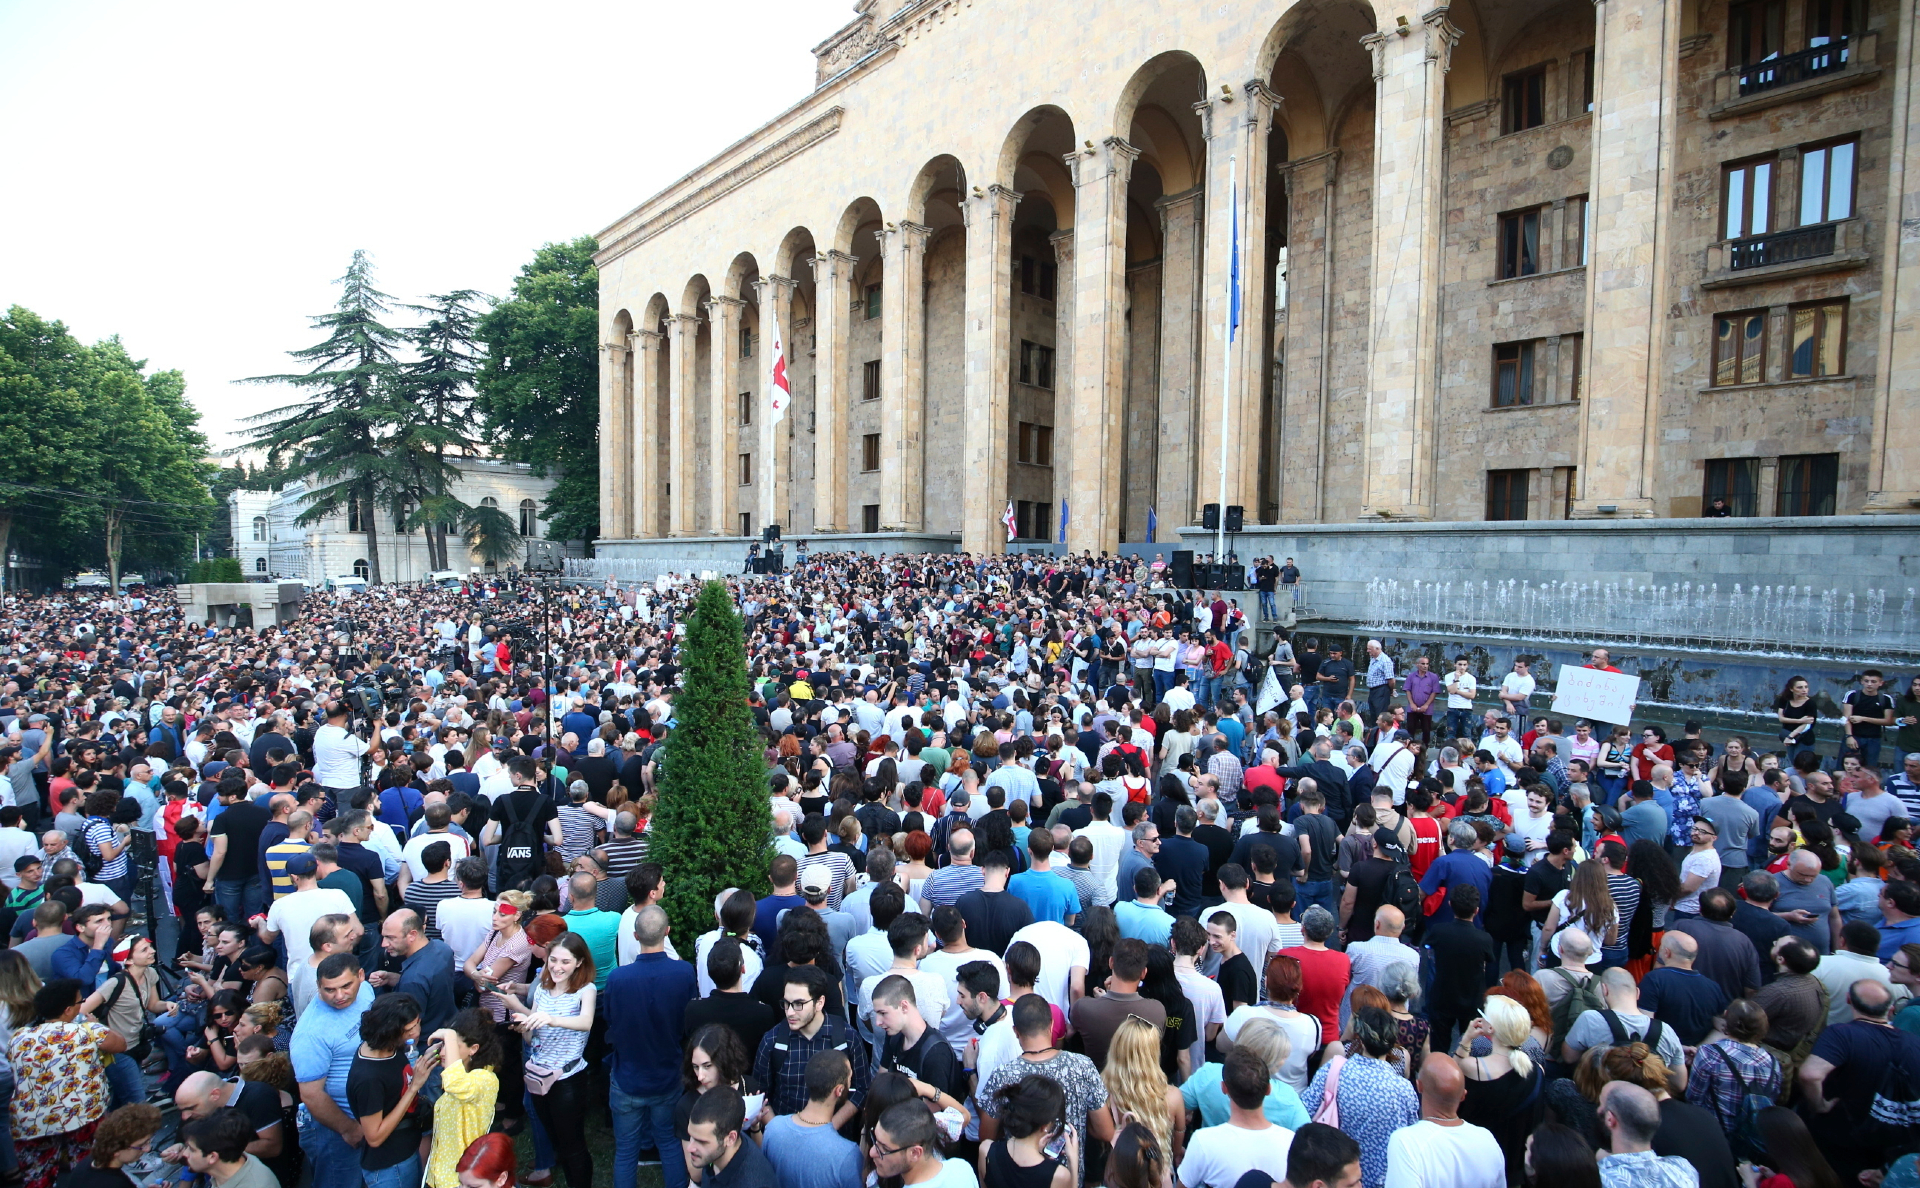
[1275, 150, 1341, 523]
[879, 222, 930, 532]
[962, 186, 1021, 554]
[1865, 0, 1920, 512]
[597, 340, 624, 540]
[705, 295, 744, 536]
[1156, 186, 1204, 527]
[1570, 0, 1680, 517]
[754, 275, 796, 533]
[812, 252, 854, 533]
[1049, 228, 1075, 529]
[1359, 12, 1458, 521]
[1066, 138, 1137, 553]
[630, 328, 663, 538]
[667, 314, 700, 536]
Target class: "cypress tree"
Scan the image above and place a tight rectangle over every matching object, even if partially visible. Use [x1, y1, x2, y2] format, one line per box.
[648, 580, 772, 944]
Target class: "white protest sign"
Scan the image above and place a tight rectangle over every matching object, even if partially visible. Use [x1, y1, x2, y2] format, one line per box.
[1552, 665, 1641, 724]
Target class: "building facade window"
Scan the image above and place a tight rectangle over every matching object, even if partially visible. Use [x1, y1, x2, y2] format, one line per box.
[1727, 0, 1784, 66]
[1805, 0, 1852, 47]
[739, 512, 752, 536]
[1493, 340, 1538, 407]
[861, 433, 881, 472]
[1799, 138, 1857, 225]
[1723, 157, 1776, 239]
[1776, 453, 1838, 515]
[1019, 256, 1057, 300]
[739, 390, 753, 425]
[1486, 469, 1531, 520]
[1704, 458, 1761, 516]
[1015, 500, 1051, 541]
[1580, 48, 1595, 111]
[255, 557, 267, 572]
[1712, 309, 1768, 386]
[739, 452, 753, 485]
[251, 516, 267, 542]
[862, 504, 880, 533]
[1018, 341, 1055, 388]
[1502, 67, 1547, 133]
[862, 360, 881, 401]
[864, 284, 882, 320]
[1569, 195, 1590, 266]
[1498, 208, 1541, 278]
[739, 323, 753, 358]
[352, 558, 370, 579]
[519, 499, 538, 537]
[348, 501, 364, 533]
[1788, 299, 1847, 377]
[1017, 422, 1053, 466]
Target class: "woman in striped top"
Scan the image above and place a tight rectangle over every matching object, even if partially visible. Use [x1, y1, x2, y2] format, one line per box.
[494, 932, 597, 1188]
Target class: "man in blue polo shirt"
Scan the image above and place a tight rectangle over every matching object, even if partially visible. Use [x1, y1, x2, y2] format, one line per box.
[290, 952, 375, 1188]
[606, 906, 697, 1188]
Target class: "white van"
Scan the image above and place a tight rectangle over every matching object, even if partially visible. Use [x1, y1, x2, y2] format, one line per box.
[327, 575, 369, 593]
[426, 570, 468, 588]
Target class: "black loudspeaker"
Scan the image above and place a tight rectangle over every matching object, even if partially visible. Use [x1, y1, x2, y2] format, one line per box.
[1202, 503, 1220, 530]
[1170, 551, 1195, 588]
[1225, 505, 1244, 532]
[763, 523, 782, 543]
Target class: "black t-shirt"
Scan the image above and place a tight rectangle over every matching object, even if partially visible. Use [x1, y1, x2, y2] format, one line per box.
[230, 1077, 284, 1134]
[1522, 859, 1572, 924]
[1654, 1099, 1741, 1188]
[347, 1051, 423, 1170]
[1231, 830, 1300, 880]
[1345, 858, 1398, 943]
[879, 1026, 966, 1100]
[1055, 804, 1092, 831]
[1297, 651, 1322, 684]
[1846, 691, 1895, 738]
[209, 800, 270, 881]
[1153, 836, 1210, 918]
[1217, 951, 1257, 1012]
[1192, 823, 1236, 897]
[683, 990, 782, 1055]
[576, 755, 619, 803]
[1426, 919, 1497, 1013]
[1295, 814, 1340, 881]
[954, 888, 1034, 957]
[172, 840, 208, 916]
[1317, 659, 1354, 691]
[618, 753, 647, 798]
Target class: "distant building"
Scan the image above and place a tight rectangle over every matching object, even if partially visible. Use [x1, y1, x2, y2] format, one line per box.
[226, 459, 566, 583]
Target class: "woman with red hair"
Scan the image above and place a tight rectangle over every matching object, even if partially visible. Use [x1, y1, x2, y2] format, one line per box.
[455, 1133, 516, 1188]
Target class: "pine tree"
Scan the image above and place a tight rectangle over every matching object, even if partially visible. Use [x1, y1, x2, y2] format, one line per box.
[242, 250, 409, 585]
[396, 290, 489, 572]
[647, 581, 772, 943]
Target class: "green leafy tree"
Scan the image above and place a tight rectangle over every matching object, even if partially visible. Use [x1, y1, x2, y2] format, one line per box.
[646, 581, 772, 942]
[0, 308, 94, 582]
[474, 236, 599, 544]
[81, 366, 215, 589]
[243, 250, 410, 585]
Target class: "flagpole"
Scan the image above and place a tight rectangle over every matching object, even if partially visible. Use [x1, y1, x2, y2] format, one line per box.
[1216, 154, 1236, 570]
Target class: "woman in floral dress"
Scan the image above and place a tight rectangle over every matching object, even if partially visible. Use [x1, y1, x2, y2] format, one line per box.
[7, 977, 128, 1188]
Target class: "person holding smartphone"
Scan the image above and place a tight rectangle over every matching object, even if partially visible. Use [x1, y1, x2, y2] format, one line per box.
[347, 993, 439, 1188]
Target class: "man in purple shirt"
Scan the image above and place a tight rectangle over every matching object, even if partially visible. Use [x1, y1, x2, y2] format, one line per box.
[1403, 657, 1442, 747]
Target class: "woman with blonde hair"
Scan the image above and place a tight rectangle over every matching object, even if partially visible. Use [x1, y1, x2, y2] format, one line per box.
[1178, 1017, 1309, 1129]
[1100, 1015, 1185, 1177]
[231, 1001, 287, 1053]
[1457, 994, 1543, 1185]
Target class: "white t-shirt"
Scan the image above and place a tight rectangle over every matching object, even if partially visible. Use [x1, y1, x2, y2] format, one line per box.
[1443, 671, 1478, 710]
[1177, 1122, 1295, 1188]
[1514, 810, 1553, 865]
[401, 831, 472, 883]
[1676, 848, 1722, 915]
[1498, 671, 1536, 707]
[857, 967, 951, 1028]
[1007, 921, 1090, 1011]
[436, 896, 498, 966]
[1176, 964, 1228, 1075]
[916, 1158, 978, 1188]
[694, 929, 763, 997]
[266, 887, 357, 964]
[1383, 1119, 1506, 1188]
[919, 947, 1008, 1056]
[1223, 1004, 1321, 1093]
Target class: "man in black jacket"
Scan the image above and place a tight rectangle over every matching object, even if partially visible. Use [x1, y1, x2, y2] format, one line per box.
[1276, 737, 1352, 829]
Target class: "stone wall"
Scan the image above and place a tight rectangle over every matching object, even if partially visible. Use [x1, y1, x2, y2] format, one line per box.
[594, 532, 961, 562]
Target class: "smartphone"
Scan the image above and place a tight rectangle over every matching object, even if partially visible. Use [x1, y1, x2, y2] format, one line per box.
[1043, 1128, 1069, 1162]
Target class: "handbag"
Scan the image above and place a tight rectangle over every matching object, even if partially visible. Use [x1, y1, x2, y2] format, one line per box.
[1312, 1052, 1345, 1127]
[523, 1055, 582, 1096]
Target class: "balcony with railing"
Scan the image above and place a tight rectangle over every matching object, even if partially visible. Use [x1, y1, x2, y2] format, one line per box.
[1703, 217, 1868, 288]
[1708, 32, 1879, 118]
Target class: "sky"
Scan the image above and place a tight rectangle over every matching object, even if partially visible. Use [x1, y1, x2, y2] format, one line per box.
[0, 0, 851, 451]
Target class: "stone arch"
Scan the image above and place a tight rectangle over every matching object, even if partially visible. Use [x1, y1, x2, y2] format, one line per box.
[998, 107, 1077, 229]
[769, 227, 820, 533]
[906, 154, 968, 226]
[1111, 50, 1208, 147]
[679, 273, 711, 318]
[1465, 0, 1596, 116]
[834, 197, 886, 530]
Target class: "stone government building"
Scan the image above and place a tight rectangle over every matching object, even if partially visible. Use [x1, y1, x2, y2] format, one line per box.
[591, 0, 1919, 558]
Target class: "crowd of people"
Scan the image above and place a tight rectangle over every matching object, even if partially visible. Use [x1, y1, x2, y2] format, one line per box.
[2, 548, 1919, 1188]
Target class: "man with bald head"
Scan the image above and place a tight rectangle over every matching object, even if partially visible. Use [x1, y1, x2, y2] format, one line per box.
[171, 1070, 285, 1161]
[1801, 979, 1920, 1176]
[1384, 1055, 1504, 1188]
[1636, 930, 1728, 1045]
[1342, 904, 1419, 1028]
[371, 906, 454, 1033]
[1596, 1082, 1696, 1188]
[1772, 848, 1842, 954]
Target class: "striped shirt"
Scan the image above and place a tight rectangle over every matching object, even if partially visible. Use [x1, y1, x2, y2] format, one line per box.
[526, 982, 590, 1071]
[402, 877, 463, 939]
[797, 851, 856, 911]
[84, 819, 129, 881]
[919, 863, 984, 908]
[556, 805, 600, 866]
[264, 839, 313, 900]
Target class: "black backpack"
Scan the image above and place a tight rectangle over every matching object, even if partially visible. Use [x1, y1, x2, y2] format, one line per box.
[74, 819, 106, 880]
[492, 793, 545, 891]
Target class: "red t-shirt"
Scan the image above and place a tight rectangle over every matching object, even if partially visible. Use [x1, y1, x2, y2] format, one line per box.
[1408, 815, 1444, 880]
[1243, 765, 1286, 803]
[1281, 944, 1351, 1038]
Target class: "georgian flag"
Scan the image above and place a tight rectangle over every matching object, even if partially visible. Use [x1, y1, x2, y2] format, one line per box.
[1002, 501, 1018, 542]
[769, 321, 791, 424]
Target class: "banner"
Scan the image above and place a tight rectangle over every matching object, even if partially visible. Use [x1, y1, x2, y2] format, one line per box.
[1551, 665, 1641, 724]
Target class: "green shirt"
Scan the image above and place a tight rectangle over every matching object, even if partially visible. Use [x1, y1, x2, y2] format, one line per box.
[564, 908, 622, 989]
[319, 869, 366, 919]
[6, 886, 44, 913]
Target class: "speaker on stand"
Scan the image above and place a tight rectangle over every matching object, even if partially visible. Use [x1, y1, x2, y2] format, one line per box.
[1170, 550, 1195, 589]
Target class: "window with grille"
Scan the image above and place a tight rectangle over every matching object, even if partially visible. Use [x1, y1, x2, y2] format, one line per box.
[1776, 453, 1838, 516]
[1713, 310, 1769, 386]
[1486, 470, 1531, 521]
[1017, 422, 1054, 466]
[1723, 157, 1776, 239]
[1704, 458, 1760, 516]
[1799, 138, 1856, 225]
[865, 284, 882, 320]
[1788, 299, 1846, 377]
[1727, 0, 1784, 66]
[862, 360, 881, 401]
[1499, 209, 1542, 279]
[1019, 256, 1058, 300]
[862, 504, 880, 533]
[1493, 341, 1537, 407]
[861, 434, 881, 472]
[1019, 341, 1055, 389]
[1502, 67, 1547, 133]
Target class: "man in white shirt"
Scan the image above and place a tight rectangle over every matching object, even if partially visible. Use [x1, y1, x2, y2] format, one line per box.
[917, 905, 1007, 1056]
[1005, 919, 1090, 1011]
[1383, 1055, 1504, 1188]
[1071, 791, 1128, 906]
[0, 808, 37, 889]
[1176, 1048, 1296, 1188]
[1440, 660, 1479, 745]
[311, 702, 370, 793]
[1497, 660, 1536, 722]
[436, 857, 497, 967]
[1475, 719, 1525, 781]
[954, 961, 1018, 1141]
[259, 852, 357, 964]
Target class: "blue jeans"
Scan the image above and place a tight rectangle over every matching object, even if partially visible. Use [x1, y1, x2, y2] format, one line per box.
[362, 1153, 421, 1188]
[527, 1089, 555, 1170]
[1259, 591, 1278, 619]
[611, 1082, 687, 1188]
[1855, 738, 1884, 768]
[1296, 879, 1338, 918]
[298, 1108, 362, 1188]
[104, 1051, 146, 1109]
[155, 1005, 205, 1090]
[214, 875, 264, 922]
[1596, 773, 1627, 807]
[1444, 708, 1474, 744]
[1154, 670, 1175, 702]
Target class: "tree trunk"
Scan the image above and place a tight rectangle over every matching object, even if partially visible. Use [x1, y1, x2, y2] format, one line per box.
[361, 487, 384, 586]
[0, 510, 11, 593]
[105, 506, 124, 593]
